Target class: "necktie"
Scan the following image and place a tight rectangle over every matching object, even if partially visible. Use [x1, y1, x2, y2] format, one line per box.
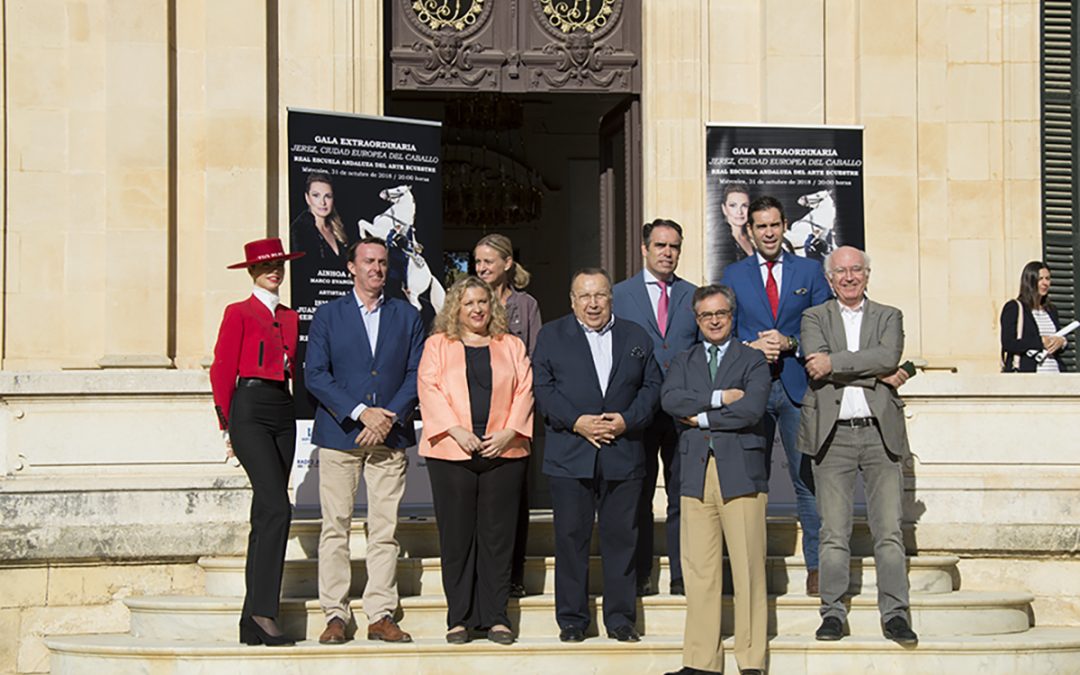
[656, 280, 669, 337]
[766, 260, 779, 319]
[708, 344, 719, 381]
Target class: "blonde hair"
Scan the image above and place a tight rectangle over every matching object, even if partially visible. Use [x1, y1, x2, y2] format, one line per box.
[474, 233, 531, 290]
[432, 276, 509, 340]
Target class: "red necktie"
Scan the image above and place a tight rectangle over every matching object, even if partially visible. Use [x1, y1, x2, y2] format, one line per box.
[766, 261, 779, 319]
[657, 280, 668, 337]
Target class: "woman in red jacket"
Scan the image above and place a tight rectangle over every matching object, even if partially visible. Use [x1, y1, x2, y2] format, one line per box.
[210, 238, 303, 646]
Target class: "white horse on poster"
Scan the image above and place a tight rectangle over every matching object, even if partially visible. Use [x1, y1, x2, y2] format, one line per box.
[785, 188, 837, 260]
[358, 185, 445, 313]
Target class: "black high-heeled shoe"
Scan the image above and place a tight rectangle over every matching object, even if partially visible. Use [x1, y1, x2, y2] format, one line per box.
[239, 616, 295, 646]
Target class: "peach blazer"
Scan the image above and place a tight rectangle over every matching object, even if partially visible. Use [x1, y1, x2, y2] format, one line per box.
[418, 332, 534, 460]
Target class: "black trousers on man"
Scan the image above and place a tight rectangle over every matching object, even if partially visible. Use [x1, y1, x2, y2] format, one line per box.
[550, 462, 641, 633]
[428, 455, 527, 630]
[229, 382, 296, 619]
[635, 415, 681, 589]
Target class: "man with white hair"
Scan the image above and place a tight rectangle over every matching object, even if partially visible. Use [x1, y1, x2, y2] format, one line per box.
[797, 245, 917, 645]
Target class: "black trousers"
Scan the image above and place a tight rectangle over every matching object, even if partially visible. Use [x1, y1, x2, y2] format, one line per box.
[229, 383, 295, 618]
[635, 415, 681, 585]
[428, 455, 527, 630]
[510, 454, 531, 586]
[550, 465, 641, 633]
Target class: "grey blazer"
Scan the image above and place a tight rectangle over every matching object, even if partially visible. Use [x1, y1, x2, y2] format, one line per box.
[661, 340, 771, 500]
[797, 298, 910, 458]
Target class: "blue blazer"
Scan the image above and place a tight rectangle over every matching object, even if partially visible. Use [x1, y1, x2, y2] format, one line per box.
[304, 293, 425, 450]
[612, 271, 700, 374]
[532, 314, 663, 480]
[661, 341, 771, 500]
[720, 253, 831, 404]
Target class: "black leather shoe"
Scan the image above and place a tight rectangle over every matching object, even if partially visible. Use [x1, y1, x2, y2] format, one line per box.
[607, 624, 641, 642]
[883, 616, 918, 645]
[636, 579, 656, 597]
[559, 626, 587, 642]
[669, 579, 685, 595]
[741, 670, 765, 675]
[487, 628, 515, 645]
[663, 668, 720, 675]
[815, 616, 844, 641]
[445, 627, 471, 644]
[239, 616, 295, 646]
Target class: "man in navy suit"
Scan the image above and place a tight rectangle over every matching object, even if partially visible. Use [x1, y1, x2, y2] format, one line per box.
[533, 268, 663, 643]
[720, 195, 832, 595]
[305, 236, 426, 645]
[612, 218, 699, 596]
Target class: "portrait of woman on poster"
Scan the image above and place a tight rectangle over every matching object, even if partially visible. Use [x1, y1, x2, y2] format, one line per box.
[289, 172, 351, 271]
[210, 238, 304, 646]
[721, 182, 754, 260]
[1000, 260, 1067, 373]
[417, 276, 534, 645]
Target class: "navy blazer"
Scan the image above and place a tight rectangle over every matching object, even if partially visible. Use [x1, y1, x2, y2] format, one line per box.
[612, 271, 700, 374]
[661, 341, 771, 500]
[532, 314, 663, 480]
[304, 293, 425, 450]
[720, 253, 831, 403]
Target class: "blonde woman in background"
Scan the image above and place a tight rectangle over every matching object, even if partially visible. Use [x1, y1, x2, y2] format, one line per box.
[473, 233, 542, 597]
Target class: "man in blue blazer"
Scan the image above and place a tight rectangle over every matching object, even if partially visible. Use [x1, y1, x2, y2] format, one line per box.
[612, 218, 699, 596]
[533, 268, 663, 643]
[305, 237, 426, 645]
[720, 195, 832, 595]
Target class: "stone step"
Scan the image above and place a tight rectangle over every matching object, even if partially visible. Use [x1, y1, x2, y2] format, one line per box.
[284, 515, 910, 560]
[201, 553, 959, 598]
[48, 628, 1080, 674]
[124, 590, 1032, 642]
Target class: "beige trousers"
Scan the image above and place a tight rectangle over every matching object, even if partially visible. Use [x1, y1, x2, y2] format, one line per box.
[317, 444, 407, 625]
[680, 455, 768, 672]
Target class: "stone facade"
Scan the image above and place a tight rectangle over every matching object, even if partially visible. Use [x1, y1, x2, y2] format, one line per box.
[0, 2, 1072, 673]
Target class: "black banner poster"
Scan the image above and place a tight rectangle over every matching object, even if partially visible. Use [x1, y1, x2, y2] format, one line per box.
[287, 109, 443, 417]
[286, 109, 442, 513]
[705, 124, 865, 284]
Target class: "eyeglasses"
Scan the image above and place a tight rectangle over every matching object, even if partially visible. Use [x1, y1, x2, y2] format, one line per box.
[829, 265, 867, 277]
[573, 292, 611, 303]
[696, 309, 732, 321]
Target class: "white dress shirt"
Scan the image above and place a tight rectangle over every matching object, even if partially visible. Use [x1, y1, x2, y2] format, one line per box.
[580, 315, 616, 396]
[756, 252, 784, 296]
[697, 339, 731, 428]
[643, 268, 674, 318]
[252, 286, 280, 315]
[837, 299, 874, 420]
[350, 290, 386, 421]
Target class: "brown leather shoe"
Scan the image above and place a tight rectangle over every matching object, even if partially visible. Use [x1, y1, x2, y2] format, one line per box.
[367, 616, 412, 643]
[806, 569, 820, 596]
[318, 617, 348, 644]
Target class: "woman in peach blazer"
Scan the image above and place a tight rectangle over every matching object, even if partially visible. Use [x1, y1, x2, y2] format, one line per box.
[418, 276, 534, 646]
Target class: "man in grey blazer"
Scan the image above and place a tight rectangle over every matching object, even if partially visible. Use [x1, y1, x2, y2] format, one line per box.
[797, 245, 917, 645]
[661, 284, 770, 675]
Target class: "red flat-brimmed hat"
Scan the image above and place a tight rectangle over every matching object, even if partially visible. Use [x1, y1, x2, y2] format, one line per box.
[226, 238, 305, 269]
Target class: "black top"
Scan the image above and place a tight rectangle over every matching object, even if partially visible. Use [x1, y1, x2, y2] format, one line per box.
[1000, 299, 1067, 372]
[465, 345, 493, 436]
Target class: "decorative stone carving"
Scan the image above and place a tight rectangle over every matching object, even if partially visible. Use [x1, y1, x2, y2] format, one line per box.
[534, 32, 621, 89]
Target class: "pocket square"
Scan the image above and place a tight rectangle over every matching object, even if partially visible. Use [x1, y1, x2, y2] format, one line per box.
[794, 287, 809, 296]
[630, 346, 646, 358]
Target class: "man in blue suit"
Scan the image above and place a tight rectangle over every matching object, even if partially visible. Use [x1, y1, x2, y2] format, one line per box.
[533, 268, 663, 643]
[720, 195, 832, 596]
[612, 218, 699, 596]
[305, 237, 425, 645]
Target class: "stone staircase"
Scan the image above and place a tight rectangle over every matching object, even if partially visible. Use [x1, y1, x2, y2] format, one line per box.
[47, 516, 1080, 673]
